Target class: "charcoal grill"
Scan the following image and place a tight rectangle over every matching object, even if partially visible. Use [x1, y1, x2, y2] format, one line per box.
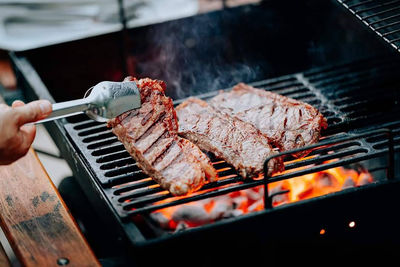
[64, 57, 400, 219]
[9, 0, 400, 265]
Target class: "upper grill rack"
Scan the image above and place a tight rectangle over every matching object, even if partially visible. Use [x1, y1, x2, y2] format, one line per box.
[64, 57, 400, 219]
[337, 0, 400, 52]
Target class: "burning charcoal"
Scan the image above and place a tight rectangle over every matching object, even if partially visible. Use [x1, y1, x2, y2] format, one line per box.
[199, 198, 215, 213]
[244, 187, 263, 203]
[343, 163, 367, 173]
[232, 196, 248, 211]
[248, 199, 264, 212]
[315, 172, 339, 188]
[342, 177, 356, 189]
[209, 196, 235, 220]
[150, 212, 171, 229]
[272, 193, 289, 206]
[269, 183, 286, 195]
[229, 209, 244, 217]
[358, 172, 373, 186]
[220, 208, 244, 219]
[172, 205, 212, 227]
[175, 221, 190, 232]
[297, 188, 313, 200]
[228, 191, 243, 199]
[269, 183, 290, 205]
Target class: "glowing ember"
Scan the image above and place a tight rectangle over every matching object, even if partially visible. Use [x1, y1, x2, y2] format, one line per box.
[151, 164, 374, 231]
[349, 221, 356, 228]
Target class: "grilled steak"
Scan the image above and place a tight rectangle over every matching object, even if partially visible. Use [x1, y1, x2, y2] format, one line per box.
[176, 98, 283, 178]
[108, 77, 217, 196]
[209, 83, 327, 157]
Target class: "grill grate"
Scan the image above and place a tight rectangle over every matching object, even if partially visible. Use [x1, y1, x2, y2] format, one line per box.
[337, 0, 400, 52]
[64, 57, 400, 220]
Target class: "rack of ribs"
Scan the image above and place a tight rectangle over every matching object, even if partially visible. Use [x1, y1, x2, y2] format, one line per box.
[108, 77, 217, 196]
[209, 83, 327, 157]
[176, 98, 284, 178]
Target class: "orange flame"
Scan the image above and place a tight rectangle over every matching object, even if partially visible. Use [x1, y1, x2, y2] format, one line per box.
[151, 163, 374, 230]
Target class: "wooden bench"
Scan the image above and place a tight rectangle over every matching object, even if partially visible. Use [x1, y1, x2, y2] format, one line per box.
[0, 149, 100, 266]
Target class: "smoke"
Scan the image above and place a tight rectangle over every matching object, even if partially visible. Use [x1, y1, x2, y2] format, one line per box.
[131, 7, 263, 99]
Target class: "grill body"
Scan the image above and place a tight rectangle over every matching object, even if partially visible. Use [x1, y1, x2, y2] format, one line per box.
[10, 0, 400, 264]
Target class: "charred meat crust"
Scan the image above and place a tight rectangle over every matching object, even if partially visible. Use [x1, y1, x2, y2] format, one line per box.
[176, 98, 284, 178]
[108, 77, 217, 196]
[209, 83, 327, 157]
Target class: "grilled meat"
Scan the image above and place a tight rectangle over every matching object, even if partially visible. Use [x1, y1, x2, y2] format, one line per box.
[209, 83, 327, 157]
[108, 77, 217, 196]
[176, 98, 284, 178]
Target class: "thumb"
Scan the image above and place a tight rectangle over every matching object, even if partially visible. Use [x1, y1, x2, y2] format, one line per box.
[13, 100, 52, 126]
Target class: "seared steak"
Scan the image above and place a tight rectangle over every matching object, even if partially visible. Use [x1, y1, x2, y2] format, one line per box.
[176, 98, 283, 178]
[209, 83, 327, 157]
[108, 77, 217, 196]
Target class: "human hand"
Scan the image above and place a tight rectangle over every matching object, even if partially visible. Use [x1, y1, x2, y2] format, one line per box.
[0, 100, 52, 165]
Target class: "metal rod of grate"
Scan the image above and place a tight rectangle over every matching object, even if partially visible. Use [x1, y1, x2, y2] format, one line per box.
[354, 0, 400, 15]
[263, 128, 395, 209]
[117, 126, 397, 215]
[337, 0, 400, 50]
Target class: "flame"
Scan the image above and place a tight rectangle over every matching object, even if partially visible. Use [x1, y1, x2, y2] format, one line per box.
[151, 162, 374, 230]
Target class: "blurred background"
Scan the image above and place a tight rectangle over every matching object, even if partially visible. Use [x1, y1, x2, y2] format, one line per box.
[0, 0, 259, 51]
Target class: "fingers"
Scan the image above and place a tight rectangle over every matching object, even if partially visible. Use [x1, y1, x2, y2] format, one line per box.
[0, 100, 46, 165]
[13, 100, 52, 126]
[12, 100, 25, 108]
[0, 124, 36, 165]
[18, 125, 36, 154]
[13, 100, 42, 151]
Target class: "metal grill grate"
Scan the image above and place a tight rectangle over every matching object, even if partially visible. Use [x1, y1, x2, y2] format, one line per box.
[64, 58, 400, 220]
[337, 0, 400, 52]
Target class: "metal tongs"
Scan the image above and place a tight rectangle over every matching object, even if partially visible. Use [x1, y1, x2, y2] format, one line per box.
[35, 81, 141, 124]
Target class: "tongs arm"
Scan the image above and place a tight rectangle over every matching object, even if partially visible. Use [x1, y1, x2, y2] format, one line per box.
[35, 98, 90, 124]
[29, 81, 141, 125]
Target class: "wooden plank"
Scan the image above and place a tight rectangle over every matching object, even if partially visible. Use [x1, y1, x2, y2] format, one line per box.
[0, 149, 100, 267]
